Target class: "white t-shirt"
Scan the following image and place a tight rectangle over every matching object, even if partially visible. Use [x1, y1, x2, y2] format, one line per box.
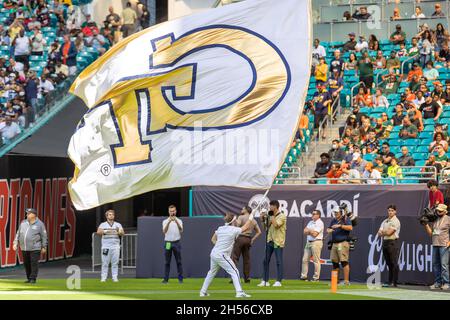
[211, 225, 242, 257]
[312, 45, 326, 59]
[14, 36, 30, 55]
[366, 169, 381, 184]
[99, 221, 123, 249]
[355, 41, 368, 52]
[0, 122, 21, 139]
[305, 219, 324, 241]
[162, 217, 183, 242]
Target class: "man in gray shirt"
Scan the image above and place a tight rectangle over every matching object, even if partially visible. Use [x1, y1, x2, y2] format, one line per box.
[13, 208, 47, 284]
[424, 203, 450, 290]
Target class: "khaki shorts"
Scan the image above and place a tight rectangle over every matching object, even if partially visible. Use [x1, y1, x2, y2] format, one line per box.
[330, 241, 349, 263]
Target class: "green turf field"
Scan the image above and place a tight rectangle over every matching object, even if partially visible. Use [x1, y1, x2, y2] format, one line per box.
[1, 278, 449, 300]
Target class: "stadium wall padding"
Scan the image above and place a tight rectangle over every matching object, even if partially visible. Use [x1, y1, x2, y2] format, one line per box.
[137, 216, 436, 285]
[0, 155, 96, 268]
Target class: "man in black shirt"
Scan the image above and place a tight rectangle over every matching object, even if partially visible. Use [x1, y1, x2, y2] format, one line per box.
[342, 33, 357, 53]
[329, 140, 346, 162]
[420, 93, 442, 120]
[436, 43, 450, 65]
[391, 104, 405, 126]
[352, 6, 372, 20]
[312, 153, 332, 180]
[379, 142, 395, 166]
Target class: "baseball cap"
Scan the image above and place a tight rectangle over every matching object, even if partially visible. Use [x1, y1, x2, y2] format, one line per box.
[434, 81, 442, 86]
[424, 92, 431, 98]
[396, 24, 401, 29]
[25, 208, 37, 215]
[348, 32, 355, 36]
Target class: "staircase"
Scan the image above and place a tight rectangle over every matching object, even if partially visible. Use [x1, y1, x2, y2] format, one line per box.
[297, 108, 350, 179]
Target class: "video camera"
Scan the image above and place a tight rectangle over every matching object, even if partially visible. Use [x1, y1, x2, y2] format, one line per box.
[419, 207, 442, 225]
[327, 203, 358, 251]
[338, 203, 358, 227]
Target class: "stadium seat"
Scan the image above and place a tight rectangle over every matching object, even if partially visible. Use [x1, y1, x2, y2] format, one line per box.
[402, 139, 420, 146]
[363, 154, 376, 162]
[416, 145, 430, 153]
[412, 153, 428, 161]
[419, 131, 433, 140]
[423, 118, 436, 125]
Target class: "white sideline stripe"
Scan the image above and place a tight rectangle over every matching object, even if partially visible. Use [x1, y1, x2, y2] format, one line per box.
[339, 289, 450, 300]
[1, 289, 449, 300]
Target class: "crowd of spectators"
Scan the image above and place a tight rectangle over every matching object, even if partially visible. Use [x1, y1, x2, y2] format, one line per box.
[308, 18, 450, 184]
[0, 0, 151, 144]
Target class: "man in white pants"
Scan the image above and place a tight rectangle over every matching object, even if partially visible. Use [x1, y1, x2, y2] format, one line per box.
[97, 210, 124, 282]
[200, 212, 255, 298]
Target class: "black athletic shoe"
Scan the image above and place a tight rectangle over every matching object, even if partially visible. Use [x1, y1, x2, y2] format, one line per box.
[29, 279, 36, 284]
[244, 279, 251, 283]
[178, 279, 183, 284]
[161, 280, 168, 284]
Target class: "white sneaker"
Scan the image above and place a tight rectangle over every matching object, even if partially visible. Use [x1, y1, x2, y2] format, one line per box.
[112, 278, 119, 282]
[272, 281, 282, 287]
[100, 279, 106, 282]
[430, 283, 441, 290]
[199, 291, 210, 297]
[236, 291, 251, 298]
[441, 284, 449, 290]
[257, 281, 270, 287]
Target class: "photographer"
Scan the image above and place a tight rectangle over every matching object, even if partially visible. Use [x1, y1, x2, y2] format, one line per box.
[377, 205, 401, 287]
[327, 207, 353, 286]
[258, 200, 287, 287]
[423, 204, 450, 290]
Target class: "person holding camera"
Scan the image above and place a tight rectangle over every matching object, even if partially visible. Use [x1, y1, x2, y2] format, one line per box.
[162, 205, 184, 284]
[258, 200, 287, 287]
[423, 204, 450, 290]
[300, 210, 324, 281]
[327, 207, 353, 286]
[378, 205, 401, 287]
[97, 209, 125, 282]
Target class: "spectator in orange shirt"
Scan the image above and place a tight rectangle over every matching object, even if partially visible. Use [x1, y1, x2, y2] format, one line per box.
[326, 163, 343, 184]
[407, 62, 423, 82]
[297, 109, 310, 140]
[404, 87, 416, 102]
[405, 101, 424, 131]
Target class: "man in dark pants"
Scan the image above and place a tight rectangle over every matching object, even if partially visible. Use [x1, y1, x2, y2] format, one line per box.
[13, 208, 47, 284]
[378, 204, 401, 287]
[258, 200, 287, 287]
[162, 205, 183, 283]
[231, 206, 262, 283]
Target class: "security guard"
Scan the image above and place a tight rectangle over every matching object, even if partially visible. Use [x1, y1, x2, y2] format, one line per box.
[13, 208, 48, 284]
[378, 204, 401, 287]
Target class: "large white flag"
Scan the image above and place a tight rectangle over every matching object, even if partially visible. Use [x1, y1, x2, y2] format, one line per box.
[68, 0, 312, 210]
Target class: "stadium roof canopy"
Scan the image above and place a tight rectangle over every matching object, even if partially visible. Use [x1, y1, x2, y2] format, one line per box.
[9, 98, 86, 158]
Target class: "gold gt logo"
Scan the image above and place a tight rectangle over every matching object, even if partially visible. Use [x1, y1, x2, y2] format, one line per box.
[92, 25, 291, 167]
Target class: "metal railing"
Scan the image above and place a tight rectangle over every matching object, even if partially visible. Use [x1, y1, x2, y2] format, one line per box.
[401, 54, 418, 75]
[440, 166, 450, 183]
[91, 232, 137, 274]
[350, 81, 365, 109]
[275, 177, 396, 185]
[395, 165, 438, 183]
